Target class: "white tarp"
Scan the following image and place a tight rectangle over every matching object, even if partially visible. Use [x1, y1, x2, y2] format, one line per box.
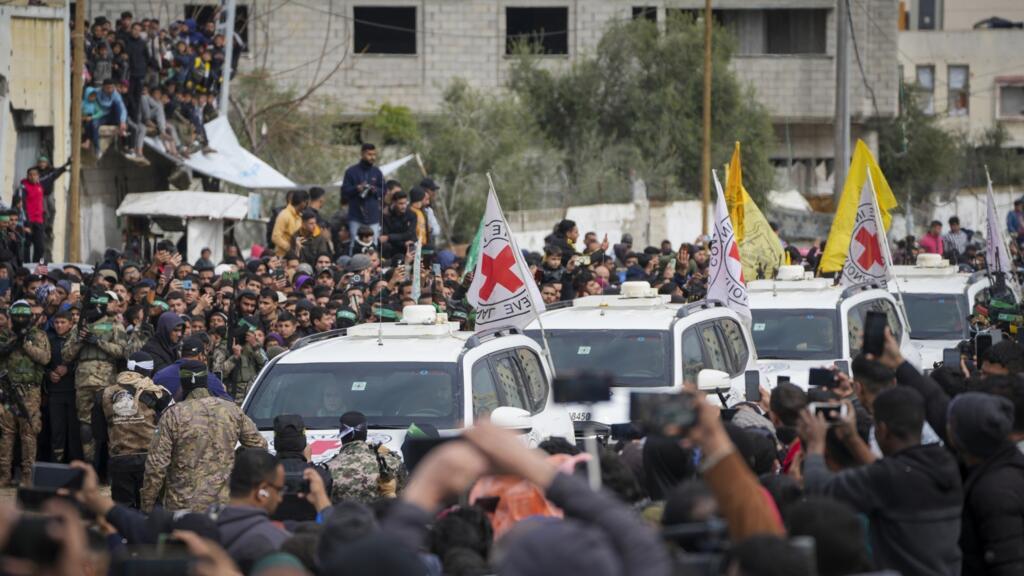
[144, 117, 297, 189]
[187, 219, 224, 264]
[116, 191, 252, 220]
[331, 154, 417, 186]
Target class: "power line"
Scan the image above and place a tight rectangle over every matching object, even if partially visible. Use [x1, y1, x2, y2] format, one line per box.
[846, 0, 879, 116]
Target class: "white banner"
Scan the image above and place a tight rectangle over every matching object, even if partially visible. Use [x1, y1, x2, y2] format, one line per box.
[841, 172, 891, 287]
[466, 184, 545, 330]
[707, 170, 750, 321]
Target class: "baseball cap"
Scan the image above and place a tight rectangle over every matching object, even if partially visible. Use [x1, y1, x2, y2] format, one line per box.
[348, 254, 372, 273]
[181, 335, 205, 357]
[419, 178, 439, 191]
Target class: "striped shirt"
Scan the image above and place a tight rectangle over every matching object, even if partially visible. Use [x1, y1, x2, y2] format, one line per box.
[943, 230, 970, 255]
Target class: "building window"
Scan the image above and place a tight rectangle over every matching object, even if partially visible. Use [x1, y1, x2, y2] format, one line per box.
[998, 83, 1024, 119]
[633, 6, 657, 23]
[764, 10, 827, 54]
[948, 65, 969, 117]
[506, 7, 569, 55]
[353, 6, 417, 55]
[184, 4, 250, 52]
[916, 65, 935, 115]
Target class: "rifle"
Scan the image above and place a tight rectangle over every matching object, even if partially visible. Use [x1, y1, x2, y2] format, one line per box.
[222, 270, 241, 398]
[0, 370, 29, 421]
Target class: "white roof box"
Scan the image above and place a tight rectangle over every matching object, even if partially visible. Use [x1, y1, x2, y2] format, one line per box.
[915, 253, 948, 268]
[620, 281, 658, 298]
[776, 265, 807, 281]
[401, 305, 438, 325]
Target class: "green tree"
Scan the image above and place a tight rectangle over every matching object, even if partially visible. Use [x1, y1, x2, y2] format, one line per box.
[416, 79, 561, 244]
[508, 14, 775, 206]
[365, 103, 420, 145]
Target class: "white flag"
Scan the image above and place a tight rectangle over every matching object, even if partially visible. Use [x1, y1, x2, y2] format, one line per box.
[986, 173, 1014, 275]
[708, 170, 750, 321]
[841, 171, 892, 287]
[466, 184, 546, 331]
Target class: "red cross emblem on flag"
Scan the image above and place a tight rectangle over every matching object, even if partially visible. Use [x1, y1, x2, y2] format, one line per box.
[728, 241, 745, 283]
[855, 227, 883, 270]
[479, 246, 524, 300]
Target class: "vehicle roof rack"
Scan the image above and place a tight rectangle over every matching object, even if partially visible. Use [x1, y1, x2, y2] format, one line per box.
[291, 328, 348, 350]
[839, 282, 883, 301]
[544, 300, 574, 311]
[464, 325, 523, 349]
[675, 299, 725, 318]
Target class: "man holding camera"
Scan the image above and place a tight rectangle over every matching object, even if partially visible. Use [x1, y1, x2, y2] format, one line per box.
[341, 143, 384, 243]
[0, 300, 50, 486]
[62, 292, 128, 462]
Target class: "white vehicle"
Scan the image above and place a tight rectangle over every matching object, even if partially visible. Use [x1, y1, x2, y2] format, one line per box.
[891, 254, 1016, 369]
[748, 266, 921, 388]
[525, 281, 761, 431]
[242, 306, 574, 463]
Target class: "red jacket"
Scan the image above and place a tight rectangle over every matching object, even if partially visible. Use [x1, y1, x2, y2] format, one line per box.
[19, 179, 44, 224]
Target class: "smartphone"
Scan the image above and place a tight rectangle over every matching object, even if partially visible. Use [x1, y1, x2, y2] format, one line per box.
[744, 370, 761, 402]
[975, 333, 994, 361]
[834, 360, 850, 377]
[630, 392, 698, 437]
[401, 437, 457, 473]
[32, 462, 84, 491]
[809, 402, 848, 423]
[808, 368, 837, 389]
[552, 373, 613, 404]
[182, 279, 193, 290]
[942, 348, 961, 368]
[862, 311, 888, 356]
[777, 375, 791, 386]
[431, 263, 442, 277]
[272, 494, 317, 522]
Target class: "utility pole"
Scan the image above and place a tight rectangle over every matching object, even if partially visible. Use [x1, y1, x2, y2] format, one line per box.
[833, 0, 850, 207]
[219, 0, 237, 114]
[68, 0, 86, 262]
[701, 0, 713, 235]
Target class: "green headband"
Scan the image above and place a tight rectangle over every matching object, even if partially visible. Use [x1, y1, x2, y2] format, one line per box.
[336, 309, 357, 322]
[374, 307, 399, 320]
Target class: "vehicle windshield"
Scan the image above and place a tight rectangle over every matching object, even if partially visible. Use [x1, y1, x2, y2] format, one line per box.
[751, 309, 840, 360]
[245, 362, 461, 430]
[902, 293, 968, 340]
[526, 329, 671, 387]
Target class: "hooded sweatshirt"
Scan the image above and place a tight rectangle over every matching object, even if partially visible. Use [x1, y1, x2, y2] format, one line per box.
[216, 505, 290, 573]
[804, 443, 963, 576]
[141, 312, 184, 372]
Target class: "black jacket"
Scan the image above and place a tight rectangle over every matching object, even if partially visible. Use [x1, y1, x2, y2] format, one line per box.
[140, 312, 183, 373]
[804, 444, 963, 576]
[122, 35, 150, 78]
[382, 207, 417, 258]
[46, 331, 75, 395]
[897, 361, 951, 445]
[961, 444, 1024, 576]
[217, 506, 291, 573]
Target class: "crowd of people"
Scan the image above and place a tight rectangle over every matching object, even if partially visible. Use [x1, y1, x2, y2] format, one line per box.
[80, 10, 236, 164]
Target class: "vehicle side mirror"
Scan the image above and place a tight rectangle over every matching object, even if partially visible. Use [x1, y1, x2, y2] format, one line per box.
[697, 369, 731, 392]
[490, 406, 533, 433]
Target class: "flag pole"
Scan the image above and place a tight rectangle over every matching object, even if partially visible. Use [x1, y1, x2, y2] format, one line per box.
[866, 169, 909, 329]
[985, 166, 1022, 299]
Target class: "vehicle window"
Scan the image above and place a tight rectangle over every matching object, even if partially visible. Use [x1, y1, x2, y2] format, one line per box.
[876, 299, 903, 342]
[700, 324, 730, 373]
[515, 349, 548, 413]
[526, 329, 671, 387]
[681, 329, 704, 385]
[902, 294, 968, 340]
[471, 361, 500, 419]
[848, 299, 902, 356]
[718, 319, 750, 375]
[245, 362, 460, 430]
[751, 309, 840, 360]
[492, 355, 528, 410]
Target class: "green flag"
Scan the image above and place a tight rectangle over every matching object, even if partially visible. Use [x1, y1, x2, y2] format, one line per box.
[461, 217, 484, 281]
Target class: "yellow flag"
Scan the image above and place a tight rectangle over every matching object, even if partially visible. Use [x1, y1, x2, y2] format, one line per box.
[819, 140, 899, 273]
[724, 142, 785, 280]
[726, 142, 745, 242]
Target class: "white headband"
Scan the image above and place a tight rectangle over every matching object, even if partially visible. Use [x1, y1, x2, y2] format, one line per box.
[128, 359, 154, 371]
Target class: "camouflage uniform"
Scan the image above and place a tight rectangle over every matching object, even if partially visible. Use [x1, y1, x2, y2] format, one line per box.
[124, 322, 154, 358]
[62, 314, 128, 460]
[215, 343, 268, 405]
[140, 388, 266, 512]
[100, 371, 171, 507]
[324, 440, 403, 505]
[0, 327, 50, 485]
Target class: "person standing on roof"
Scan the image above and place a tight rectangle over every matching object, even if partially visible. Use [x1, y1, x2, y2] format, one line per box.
[341, 144, 384, 244]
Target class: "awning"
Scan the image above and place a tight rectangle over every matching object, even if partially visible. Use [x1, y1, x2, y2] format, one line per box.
[116, 191, 253, 220]
[331, 153, 417, 186]
[144, 117, 297, 189]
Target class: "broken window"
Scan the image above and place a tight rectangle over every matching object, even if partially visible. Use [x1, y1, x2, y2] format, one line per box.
[506, 7, 569, 55]
[633, 6, 657, 23]
[948, 65, 969, 117]
[353, 6, 417, 55]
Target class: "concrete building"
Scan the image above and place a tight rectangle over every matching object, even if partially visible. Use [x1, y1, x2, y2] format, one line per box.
[899, 0, 1024, 148]
[0, 2, 71, 260]
[87, 0, 899, 196]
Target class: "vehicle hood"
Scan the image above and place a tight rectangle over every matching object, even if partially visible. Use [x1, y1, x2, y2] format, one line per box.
[262, 428, 412, 464]
[912, 339, 960, 372]
[756, 359, 839, 389]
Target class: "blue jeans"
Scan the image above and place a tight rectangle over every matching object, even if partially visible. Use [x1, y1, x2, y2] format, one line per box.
[87, 99, 125, 151]
[348, 221, 381, 254]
